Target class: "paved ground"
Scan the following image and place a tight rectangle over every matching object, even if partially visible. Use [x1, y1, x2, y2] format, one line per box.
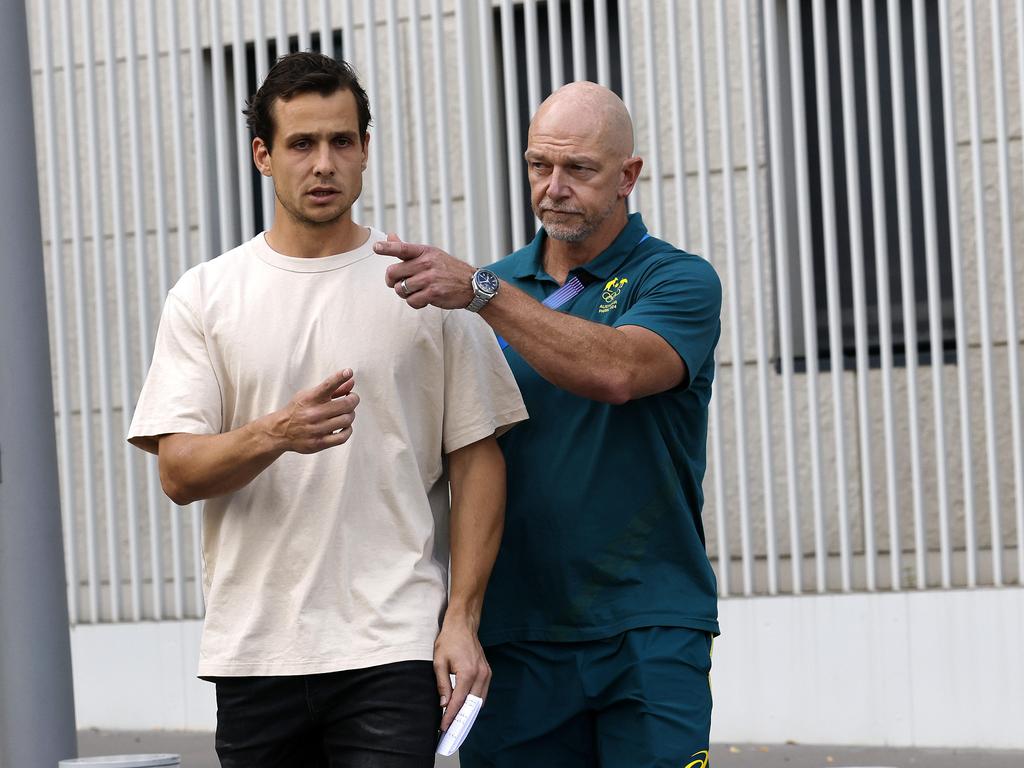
[75, 730, 1024, 767]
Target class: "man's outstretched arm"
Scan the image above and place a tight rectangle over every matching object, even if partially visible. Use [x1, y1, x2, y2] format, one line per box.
[374, 239, 687, 403]
[433, 434, 506, 731]
[149, 369, 359, 506]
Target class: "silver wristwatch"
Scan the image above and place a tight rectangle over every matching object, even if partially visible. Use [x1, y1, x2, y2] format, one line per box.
[466, 268, 500, 312]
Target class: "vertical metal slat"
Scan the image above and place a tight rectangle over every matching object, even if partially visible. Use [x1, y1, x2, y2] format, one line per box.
[500, 0, 525, 251]
[786, 0, 827, 592]
[523, 0, 542, 111]
[363, 0, 385, 231]
[60, 0, 100, 622]
[837, 0, 877, 590]
[863, 0, 901, 590]
[594, 0, 611, 89]
[386, 0, 407, 237]
[476, 0, 504, 260]
[123, 0, 164, 619]
[569, 0, 585, 83]
[938, 0, 976, 588]
[144, 0, 180, 618]
[964, 0, 1003, 586]
[689, 0, 728, 597]
[912, 0, 952, 588]
[232, 0, 255, 243]
[740, 0, 777, 594]
[811, 0, 852, 591]
[409, 0, 432, 243]
[82, 0, 121, 619]
[715, 0, 753, 595]
[641, 1, 663, 236]
[430, 0, 453, 251]
[666, 1, 689, 248]
[39, 0, 80, 624]
[547, 0, 564, 90]
[989, 0, 1023, 584]
[762, 0, 803, 594]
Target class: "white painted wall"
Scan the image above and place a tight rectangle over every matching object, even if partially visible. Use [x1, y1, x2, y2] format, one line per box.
[712, 587, 1024, 749]
[71, 588, 1024, 748]
[71, 620, 214, 731]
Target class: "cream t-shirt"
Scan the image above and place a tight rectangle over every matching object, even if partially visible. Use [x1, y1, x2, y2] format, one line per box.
[128, 229, 528, 676]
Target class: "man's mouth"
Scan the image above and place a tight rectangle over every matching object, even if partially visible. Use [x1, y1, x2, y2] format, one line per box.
[309, 188, 340, 199]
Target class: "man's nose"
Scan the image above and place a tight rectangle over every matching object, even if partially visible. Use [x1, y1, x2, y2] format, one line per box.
[313, 144, 335, 176]
[546, 167, 570, 199]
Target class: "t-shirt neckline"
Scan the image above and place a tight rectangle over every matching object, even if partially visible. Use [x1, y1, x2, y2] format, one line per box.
[254, 228, 383, 273]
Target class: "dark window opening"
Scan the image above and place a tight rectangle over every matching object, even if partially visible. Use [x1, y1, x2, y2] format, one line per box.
[783, 0, 955, 372]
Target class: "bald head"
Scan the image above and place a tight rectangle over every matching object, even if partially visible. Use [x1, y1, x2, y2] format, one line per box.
[524, 82, 643, 246]
[529, 81, 635, 160]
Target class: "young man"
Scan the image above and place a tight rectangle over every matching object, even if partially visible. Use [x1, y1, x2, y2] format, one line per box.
[127, 52, 527, 767]
[375, 82, 722, 768]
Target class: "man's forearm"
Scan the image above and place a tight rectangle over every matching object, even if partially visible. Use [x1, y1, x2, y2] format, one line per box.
[445, 436, 506, 625]
[480, 282, 673, 403]
[157, 417, 286, 506]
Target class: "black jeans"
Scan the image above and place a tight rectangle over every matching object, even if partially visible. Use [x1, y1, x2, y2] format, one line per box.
[210, 660, 441, 768]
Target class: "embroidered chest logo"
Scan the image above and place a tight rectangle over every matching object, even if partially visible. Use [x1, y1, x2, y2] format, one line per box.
[683, 750, 710, 768]
[598, 276, 629, 314]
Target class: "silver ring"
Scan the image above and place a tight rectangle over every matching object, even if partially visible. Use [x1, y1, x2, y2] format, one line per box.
[400, 278, 410, 297]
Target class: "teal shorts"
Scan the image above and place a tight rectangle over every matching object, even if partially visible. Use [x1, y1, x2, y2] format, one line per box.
[459, 626, 713, 768]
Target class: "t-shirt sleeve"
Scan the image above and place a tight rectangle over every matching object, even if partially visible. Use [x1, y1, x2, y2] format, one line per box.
[613, 253, 723, 387]
[440, 311, 529, 454]
[127, 286, 223, 454]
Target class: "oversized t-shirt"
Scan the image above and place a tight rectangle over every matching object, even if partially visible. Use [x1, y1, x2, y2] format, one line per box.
[128, 229, 528, 676]
[478, 213, 722, 646]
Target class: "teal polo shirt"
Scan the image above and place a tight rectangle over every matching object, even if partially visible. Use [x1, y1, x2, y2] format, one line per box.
[478, 213, 722, 646]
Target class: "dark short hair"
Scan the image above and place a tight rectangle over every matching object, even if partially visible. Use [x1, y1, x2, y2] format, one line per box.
[243, 52, 371, 151]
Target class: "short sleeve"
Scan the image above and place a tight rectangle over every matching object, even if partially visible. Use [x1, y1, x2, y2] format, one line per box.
[127, 288, 223, 454]
[440, 311, 529, 454]
[613, 254, 723, 386]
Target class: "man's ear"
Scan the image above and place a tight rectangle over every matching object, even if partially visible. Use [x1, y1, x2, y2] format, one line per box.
[360, 132, 370, 171]
[618, 155, 643, 199]
[253, 137, 272, 177]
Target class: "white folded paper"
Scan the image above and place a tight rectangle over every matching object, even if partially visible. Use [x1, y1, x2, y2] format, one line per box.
[436, 694, 483, 756]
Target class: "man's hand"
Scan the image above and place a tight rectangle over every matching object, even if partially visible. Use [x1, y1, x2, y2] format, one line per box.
[267, 368, 359, 454]
[374, 233, 477, 310]
[156, 369, 359, 505]
[433, 612, 492, 732]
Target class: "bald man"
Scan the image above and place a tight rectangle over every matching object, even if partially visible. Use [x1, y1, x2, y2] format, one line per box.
[374, 82, 722, 768]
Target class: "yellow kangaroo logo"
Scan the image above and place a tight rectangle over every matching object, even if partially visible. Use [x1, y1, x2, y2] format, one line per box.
[601, 277, 629, 303]
[683, 750, 710, 768]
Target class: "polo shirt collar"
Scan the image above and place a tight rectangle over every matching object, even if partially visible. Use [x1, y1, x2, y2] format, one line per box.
[511, 213, 649, 283]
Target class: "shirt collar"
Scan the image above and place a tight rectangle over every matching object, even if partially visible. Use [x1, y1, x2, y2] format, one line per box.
[511, 213, 649, 283]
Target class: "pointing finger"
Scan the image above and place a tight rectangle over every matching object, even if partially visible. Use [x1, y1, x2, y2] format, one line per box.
[373, 239, 429, 261]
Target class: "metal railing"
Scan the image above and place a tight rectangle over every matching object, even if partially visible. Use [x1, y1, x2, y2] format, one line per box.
[27, 0, 1024, 623]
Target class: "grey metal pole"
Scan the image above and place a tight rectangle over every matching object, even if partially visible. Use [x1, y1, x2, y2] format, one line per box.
[0, 0, 79, 764]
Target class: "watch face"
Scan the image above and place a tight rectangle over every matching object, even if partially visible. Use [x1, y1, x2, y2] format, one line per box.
[475, 269, 499, 294]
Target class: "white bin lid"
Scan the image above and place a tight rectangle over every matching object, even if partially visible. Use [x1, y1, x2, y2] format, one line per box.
[59, 755, 180, 767]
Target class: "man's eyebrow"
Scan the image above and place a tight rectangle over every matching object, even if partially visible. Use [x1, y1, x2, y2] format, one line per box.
[281, 129, 360, 142]
[523, 150, 599, 166]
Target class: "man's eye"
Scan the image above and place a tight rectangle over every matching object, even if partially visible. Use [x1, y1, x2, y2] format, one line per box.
[334, 137, 350, 146]
[293, 140, 310, 150]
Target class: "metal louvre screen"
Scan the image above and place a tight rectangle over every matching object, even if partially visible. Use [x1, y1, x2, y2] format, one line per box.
[26, 0, 1024, 623]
